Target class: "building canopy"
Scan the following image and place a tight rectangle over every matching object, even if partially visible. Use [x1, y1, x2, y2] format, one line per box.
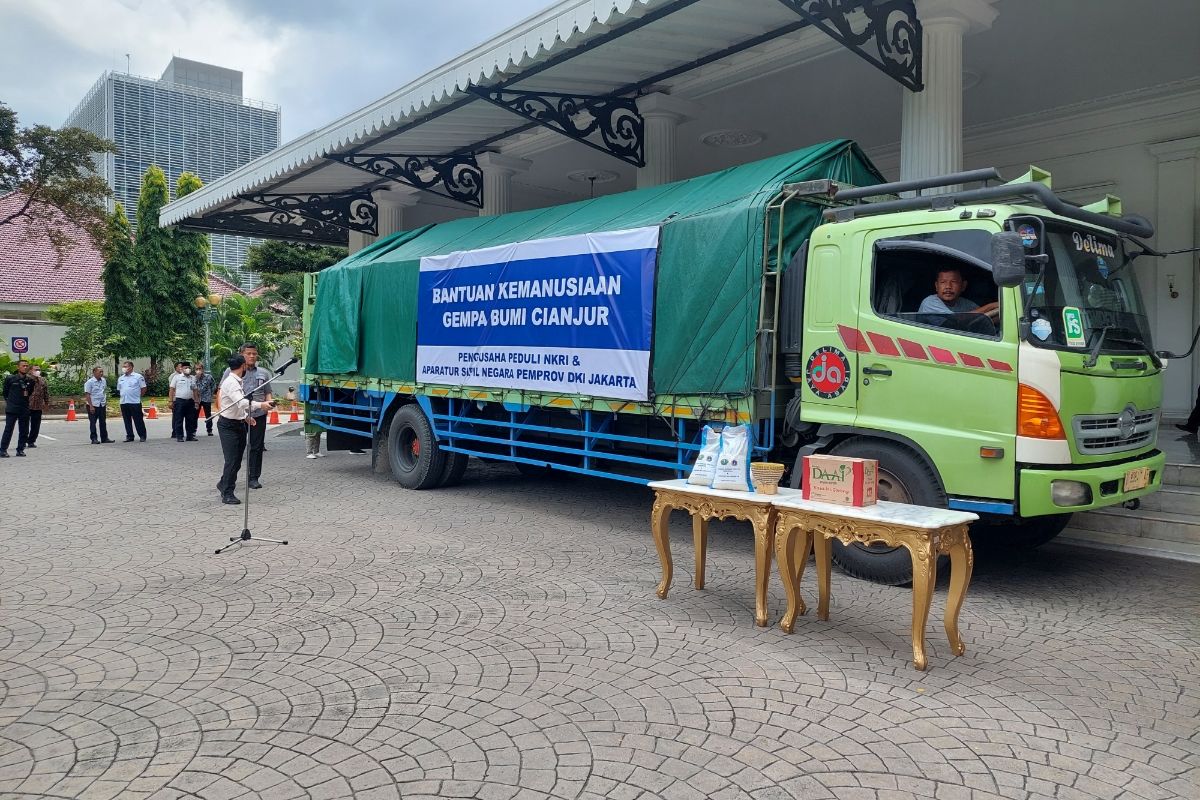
[160, 0, 923, 244]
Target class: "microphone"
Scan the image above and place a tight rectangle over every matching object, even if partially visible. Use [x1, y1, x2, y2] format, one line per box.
[274, 357, 299, 375]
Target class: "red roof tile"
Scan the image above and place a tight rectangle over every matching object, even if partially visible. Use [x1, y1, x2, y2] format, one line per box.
[206, 272, 246, 298]
[0, 192, 105, 305]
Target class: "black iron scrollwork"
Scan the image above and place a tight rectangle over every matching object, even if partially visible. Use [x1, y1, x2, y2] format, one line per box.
[472, 88, 645, 167]
[242, 191, 377, 236]
[777, 0, 922, 91]
[333, 152, 483, 208]
[195, 208, 348, 245]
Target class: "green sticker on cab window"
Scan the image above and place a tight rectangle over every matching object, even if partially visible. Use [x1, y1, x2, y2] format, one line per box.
[1062, 306, 1086, 348]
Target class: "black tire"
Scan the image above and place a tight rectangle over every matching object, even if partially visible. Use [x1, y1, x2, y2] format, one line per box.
[438, 451, 470, 487]
[387, 405, 445, 489]
[971, 513, 1072, 550]
[827, 437, 947, 585]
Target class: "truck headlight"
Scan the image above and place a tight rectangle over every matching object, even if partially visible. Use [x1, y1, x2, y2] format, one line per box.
[1051, 480, 1092, 507]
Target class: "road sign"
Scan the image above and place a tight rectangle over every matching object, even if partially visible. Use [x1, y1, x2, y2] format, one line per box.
[1062, 307, 1086, 348]
[10, 336, 29, 354]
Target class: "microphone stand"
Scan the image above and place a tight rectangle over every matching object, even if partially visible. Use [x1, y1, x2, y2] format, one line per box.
[215, 359, 297, 554]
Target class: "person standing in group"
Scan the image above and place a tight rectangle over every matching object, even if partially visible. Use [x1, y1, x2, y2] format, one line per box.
[26, 364, 51, 448]
[216, 354, 275, 504]
[82, 366, 115, 444]
[170, 362, 198, 442]
[168, 362, 185, 440]
[194, 364, 215, 437]
[218, 343, 272, 489]
[117, 361, 148, 442]
[1, 359, 35, 457]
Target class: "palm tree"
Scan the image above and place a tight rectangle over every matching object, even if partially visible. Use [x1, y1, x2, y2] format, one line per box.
[209, 294, 286, 367]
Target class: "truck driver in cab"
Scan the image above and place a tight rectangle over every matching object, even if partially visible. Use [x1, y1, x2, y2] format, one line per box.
[918, 266, 1000, 325]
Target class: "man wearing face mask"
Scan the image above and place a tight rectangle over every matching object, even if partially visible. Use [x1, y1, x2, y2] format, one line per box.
[170, 361, 198, 442]
[1, 359, 35, 457]
[26, 364, 51, 448]
[117, 361, 148, 442]
[82, 366, 115, 444]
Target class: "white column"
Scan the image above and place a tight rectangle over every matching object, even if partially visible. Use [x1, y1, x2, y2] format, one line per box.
[347, 230, 374, 254]
[1148, 138, 1200, 415]
[372, 186, 421, 237]
[899, 0, 998, 190]
[476, 152, 531, 216]
[636, 92, 700, 189]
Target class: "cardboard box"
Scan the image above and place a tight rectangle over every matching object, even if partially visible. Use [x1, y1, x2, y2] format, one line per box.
[802, 454, 878, 506]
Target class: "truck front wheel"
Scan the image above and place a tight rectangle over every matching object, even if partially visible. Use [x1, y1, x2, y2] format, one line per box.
[971, 514, 1072, 550]
[388, 405, 446, 489]
[827, 438, 948, 586]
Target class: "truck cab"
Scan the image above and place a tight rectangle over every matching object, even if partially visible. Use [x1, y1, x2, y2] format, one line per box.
[791, 172, 1164, 583]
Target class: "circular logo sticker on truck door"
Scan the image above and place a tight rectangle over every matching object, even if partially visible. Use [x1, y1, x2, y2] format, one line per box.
[806, 346, 851, 399]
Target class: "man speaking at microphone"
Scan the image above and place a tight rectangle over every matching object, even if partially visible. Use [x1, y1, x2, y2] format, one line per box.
[215, 354, 276, 505]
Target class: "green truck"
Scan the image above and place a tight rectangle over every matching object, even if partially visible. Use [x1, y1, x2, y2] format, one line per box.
[303, 139, 1165, 584]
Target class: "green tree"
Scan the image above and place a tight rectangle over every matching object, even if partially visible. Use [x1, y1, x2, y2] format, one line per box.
[210, 294, 290, 368]
[100, 203, 139, 361]
[0, 102, 118, 258]
[132, 165, 175, 376]
[45, 300, 107, 381]
[244, 240, 346, 275]
[245, 240, 346, 320]
[164, 171, 209, 355]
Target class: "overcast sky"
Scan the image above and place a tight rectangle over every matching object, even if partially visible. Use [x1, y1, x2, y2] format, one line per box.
[0, 0, 554, 142]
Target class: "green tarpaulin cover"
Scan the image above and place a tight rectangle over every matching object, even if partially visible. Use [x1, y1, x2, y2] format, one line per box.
[307, 139, 884, 397]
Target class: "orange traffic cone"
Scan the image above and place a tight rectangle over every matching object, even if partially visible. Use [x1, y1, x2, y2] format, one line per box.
[66, 399, 77, 421]
[268, 407, 280, 425]
[197, 404, 206, 420]
[288, 403, 299, 423]
[146, 404, 157, 420]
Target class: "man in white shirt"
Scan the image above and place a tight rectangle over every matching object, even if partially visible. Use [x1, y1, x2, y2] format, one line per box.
[170, 362, 198, 442]
[82, 366, 115, 444]
[215, 354, 275, 504]
[218, 343, 273, 489]
[116, 361, 148, 442]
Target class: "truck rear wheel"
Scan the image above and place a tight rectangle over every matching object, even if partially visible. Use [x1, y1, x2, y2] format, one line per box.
[827, 438, 947, 586]
[388, 405, 445, 489]
[438, 451, 470, 487]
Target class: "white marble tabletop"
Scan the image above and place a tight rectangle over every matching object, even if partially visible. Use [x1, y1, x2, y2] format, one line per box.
[772, 495, 978, 529]
[648, 478, 801, 505]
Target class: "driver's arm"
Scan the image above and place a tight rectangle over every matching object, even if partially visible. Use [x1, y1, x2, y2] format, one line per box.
[976, 300, 1000, 318]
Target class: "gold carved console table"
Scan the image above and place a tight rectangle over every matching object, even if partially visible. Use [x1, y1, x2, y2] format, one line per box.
[773, 497, 978, 671]
[647, 479, 801, 627]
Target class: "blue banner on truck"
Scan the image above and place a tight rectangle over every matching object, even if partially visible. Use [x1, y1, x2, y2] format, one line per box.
[417, 227, 658, 401]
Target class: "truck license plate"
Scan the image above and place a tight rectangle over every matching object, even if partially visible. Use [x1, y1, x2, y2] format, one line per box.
[1124, 467, 1151, 492]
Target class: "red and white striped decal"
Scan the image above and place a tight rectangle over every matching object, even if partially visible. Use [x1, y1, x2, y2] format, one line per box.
[835, 325, 1013, 373]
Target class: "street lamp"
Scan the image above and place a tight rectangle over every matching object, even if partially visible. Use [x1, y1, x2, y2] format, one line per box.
[194, 293, 223, 373]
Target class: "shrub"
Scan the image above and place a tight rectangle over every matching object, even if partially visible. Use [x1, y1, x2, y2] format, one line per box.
[146, 373, 171, 397]
[45, 373, 84, 397]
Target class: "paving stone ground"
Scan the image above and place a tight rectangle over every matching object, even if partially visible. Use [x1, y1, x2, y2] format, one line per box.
[1, 417, 1198, 800]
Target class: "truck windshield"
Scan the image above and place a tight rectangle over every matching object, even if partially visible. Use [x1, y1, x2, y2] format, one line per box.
[1017, 218, 1153, 354]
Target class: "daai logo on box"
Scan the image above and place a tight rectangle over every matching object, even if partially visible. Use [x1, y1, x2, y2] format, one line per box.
[806, 346, 850, 399]
[811, 462, 851, 482]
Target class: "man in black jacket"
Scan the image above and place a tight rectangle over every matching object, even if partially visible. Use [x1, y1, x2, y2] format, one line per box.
[1, 359, 35, 457]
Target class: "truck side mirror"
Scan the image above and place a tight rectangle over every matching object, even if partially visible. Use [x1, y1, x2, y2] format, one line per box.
[991, 232, 1027, 288]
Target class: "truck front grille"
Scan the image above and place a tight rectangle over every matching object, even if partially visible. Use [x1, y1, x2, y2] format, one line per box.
[1072, 408, 1158, 455]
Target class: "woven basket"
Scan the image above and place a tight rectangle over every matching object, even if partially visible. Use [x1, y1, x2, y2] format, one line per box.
[750, 462, 786, 494]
